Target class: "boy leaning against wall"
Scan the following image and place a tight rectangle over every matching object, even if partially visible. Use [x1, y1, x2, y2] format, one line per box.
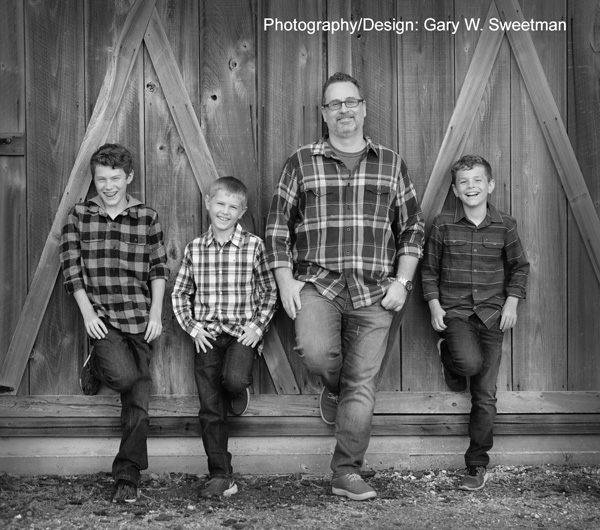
[171, 176, 278, 499]
[421, 154, 530, 491]
[59, 143, 169, 503]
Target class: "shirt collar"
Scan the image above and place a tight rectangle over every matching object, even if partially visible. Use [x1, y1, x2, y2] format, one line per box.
[89, 194, 142, 218]
[312, 136, 379, 160]
[453, 200, 503, 225]
[204, 223, 245, 248]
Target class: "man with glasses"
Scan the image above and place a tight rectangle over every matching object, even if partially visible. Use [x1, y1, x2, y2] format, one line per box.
[266, 72, 424, 500]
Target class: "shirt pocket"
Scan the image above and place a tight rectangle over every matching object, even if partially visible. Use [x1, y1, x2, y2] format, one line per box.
[481, 237, 504, 262]
[442, 237, 467, 264]
[81, 231, 107, 251]
[119, 232, 149, 277]
[363, 184, 390, 219]
[303, 186, 340, 219]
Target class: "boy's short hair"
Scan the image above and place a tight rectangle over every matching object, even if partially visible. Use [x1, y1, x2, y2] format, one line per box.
[90, 143, 134, 177]
[208, 176, 248, 207]
[451, 155, 492, 185]
[322, 72, 362, 104]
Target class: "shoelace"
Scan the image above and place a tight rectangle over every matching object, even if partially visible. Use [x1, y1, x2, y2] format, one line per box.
[327, 392, 339, 404]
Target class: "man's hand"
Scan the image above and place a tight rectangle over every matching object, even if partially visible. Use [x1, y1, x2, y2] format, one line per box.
[274, 268, 304, 320]
[238, 326, 260, 348]
[381, 281, 408, 312]
[193, 327, 214, 353]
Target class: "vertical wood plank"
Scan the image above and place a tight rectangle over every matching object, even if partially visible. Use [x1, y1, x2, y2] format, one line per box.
[25, 0, 85, 395]
[144, 0, 201, 395]
[566, 0, 600, 390]
[200, 0, 260, 234]
[85, 0, 144, 201]
[510, 0, 567, 391]
[455, 0, 513, 391]
[0, 0, 27, 392]
[258, 0, 323, 393]
[397, 0, 454, 392]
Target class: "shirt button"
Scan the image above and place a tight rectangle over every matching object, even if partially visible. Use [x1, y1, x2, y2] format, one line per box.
[474, 249, 478, 253]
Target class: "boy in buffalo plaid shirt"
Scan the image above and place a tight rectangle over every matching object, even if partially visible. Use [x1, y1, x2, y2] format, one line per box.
[60, 143, 168, 503]
[172, 176, 277, 499]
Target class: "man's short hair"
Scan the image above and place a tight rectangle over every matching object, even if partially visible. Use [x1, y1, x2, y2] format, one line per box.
[451, 155, 493, 185]
[322, 72, 362, 105]
[90, 143, 134, 177]
[208, 176, 248, 207]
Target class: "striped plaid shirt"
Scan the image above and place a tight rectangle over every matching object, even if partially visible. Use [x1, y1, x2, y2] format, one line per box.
[266, 136, 425, 309]
[171, 224, 278, 341]
[60, 196, 169, 334]
[421, 201, 530, 328]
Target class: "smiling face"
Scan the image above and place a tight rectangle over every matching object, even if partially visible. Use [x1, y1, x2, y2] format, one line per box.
[452, 165, 495, 211]
[321, 81, 366, 142]
[93, 165, 133, 215]
[205, 189, 247, 241]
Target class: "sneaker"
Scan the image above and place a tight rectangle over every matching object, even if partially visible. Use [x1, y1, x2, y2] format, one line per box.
[229, 388, 250, 416]
[319, 387, 339, 425]
[200, 477, 238, 498]
[331, 473, 377, 501]
[112, 480, 139, 503]
[459, 466, 488, 491]
[79, 350, 101, 395]
[437, 339, 467, 392]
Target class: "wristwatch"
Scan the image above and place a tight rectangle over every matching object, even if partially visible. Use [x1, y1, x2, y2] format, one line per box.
[395, 276, 413, 292]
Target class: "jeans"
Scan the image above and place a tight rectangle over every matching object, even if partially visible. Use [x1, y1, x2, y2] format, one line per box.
[194, 332, 256, 477]
[91, 325, 152, 486]
[295, 283, 393, 478]
[441, 315, 504, 467]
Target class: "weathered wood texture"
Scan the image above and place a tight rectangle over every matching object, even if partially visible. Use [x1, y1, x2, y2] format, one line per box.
[2, 0, 600, 404]
[567, 0, 600, 390]
[0, 0, 26, 394]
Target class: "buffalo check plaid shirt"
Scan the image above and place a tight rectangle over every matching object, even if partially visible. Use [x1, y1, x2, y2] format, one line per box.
[266, 136, 425, 309]
[171, 224, 278, 342]
[60, 196, 169, 334]
[421, 201, 530, 328]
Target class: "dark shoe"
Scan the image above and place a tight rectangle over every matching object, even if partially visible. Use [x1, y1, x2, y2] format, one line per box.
[437, 339, 467, 392]
[331, 473, 377, 501]
[229, 388, 250, 416]
[319, 387, 339, 425]
[459, 466, 488, 491]
[80, 350, 101, 396]
[112, 480, 139, 503]
[200, 477, 238, 498]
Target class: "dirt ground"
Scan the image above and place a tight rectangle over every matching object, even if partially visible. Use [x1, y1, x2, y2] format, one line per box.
[1, 464, 599, 530]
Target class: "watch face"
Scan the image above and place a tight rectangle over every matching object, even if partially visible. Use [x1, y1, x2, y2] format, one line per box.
[405, 280, 413, 291]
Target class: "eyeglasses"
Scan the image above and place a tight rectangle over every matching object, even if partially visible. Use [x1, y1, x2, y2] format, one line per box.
[322, 98, 365, 110]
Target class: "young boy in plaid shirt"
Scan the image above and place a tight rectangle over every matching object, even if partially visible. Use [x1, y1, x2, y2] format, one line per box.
[171, 176, 277, 499]
[421, 155, 529, 491]
[60, 143, 169, 503]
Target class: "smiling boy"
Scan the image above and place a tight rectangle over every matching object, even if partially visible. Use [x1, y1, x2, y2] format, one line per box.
[421, 155, 529, 491]
[60, 143, 168, 503]
[171, 176, 277, 499]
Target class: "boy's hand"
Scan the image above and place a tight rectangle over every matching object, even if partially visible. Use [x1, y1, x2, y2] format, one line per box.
[381, 281, 408, 312]
[83, 312, 108, 340]
[145, 315, 163, 343]
[428, 299, 447, 332]
[500, 296, 519, 332]
[238, 326, 260, 348]
[193, 327, 214, 353]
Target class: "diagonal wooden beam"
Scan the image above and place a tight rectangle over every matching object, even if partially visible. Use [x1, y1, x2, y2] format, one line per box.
[495, 0, 600, 286]
[143, 10, 219, 195]
[0, 0, 157, 393]
[419, 1, 505, 230]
